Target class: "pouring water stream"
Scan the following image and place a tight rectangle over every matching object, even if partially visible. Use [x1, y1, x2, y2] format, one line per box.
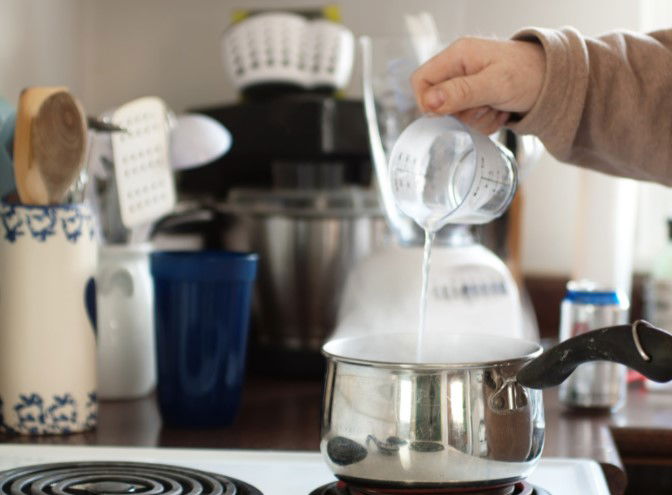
[417, 229, 436, 361]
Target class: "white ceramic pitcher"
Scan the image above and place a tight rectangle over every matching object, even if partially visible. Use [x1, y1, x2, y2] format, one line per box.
[97, 243, 156, 399]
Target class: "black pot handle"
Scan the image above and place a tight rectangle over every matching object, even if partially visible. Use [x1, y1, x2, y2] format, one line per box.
[517, 320, 672, 389]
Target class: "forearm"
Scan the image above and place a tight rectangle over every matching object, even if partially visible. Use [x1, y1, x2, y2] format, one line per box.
[509, 27, 672, 186]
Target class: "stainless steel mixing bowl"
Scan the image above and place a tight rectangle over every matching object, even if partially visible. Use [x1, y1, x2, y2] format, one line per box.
[220, 188, 386, 351]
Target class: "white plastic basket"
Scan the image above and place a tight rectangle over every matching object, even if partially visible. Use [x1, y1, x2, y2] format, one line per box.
[221, 12, 354, 92]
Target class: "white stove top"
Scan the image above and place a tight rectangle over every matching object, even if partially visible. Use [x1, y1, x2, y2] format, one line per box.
[0, 444, 611, 495]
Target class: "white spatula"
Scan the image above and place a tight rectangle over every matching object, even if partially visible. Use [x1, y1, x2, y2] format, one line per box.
[110, 96, 176, 228]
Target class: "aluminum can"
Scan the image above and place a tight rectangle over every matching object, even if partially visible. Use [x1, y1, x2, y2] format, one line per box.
[558, 281, 630, 411]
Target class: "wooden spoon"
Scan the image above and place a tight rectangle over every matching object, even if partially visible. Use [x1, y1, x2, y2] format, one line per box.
[13, 87, 87, 205]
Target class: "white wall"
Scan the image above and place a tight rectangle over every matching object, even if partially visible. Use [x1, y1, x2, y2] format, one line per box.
[1, 0, 668, 278]
[632, 0, 672, 273]
[0, 0, 85, 103]
[76, 0, 469, 114]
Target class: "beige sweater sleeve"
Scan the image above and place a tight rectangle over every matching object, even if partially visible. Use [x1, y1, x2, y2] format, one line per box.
[508, 27, 672, 186]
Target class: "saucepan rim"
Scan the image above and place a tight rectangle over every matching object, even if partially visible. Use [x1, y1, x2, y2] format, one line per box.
[322, 332, 543, 370]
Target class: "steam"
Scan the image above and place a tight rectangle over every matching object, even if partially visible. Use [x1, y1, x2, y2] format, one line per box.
[323, 333, 540, 365]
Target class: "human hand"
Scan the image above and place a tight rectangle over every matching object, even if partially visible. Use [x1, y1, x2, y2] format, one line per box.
[411, 37, 546, 134]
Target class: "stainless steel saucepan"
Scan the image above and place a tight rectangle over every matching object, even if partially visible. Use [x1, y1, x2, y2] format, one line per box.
[320, 320, 672, 489]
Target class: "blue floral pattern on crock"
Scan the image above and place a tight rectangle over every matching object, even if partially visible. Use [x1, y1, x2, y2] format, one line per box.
[26, 208, 57, 241]
[84, 391, 98, 429]
[0, 205, 95, 244]
[0, 205, 24, 242]
[0, 391, 97, 435]
[62, 209, 85, 242]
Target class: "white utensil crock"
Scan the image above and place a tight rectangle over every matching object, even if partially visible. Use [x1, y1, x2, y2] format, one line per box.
[0, 203, 98, 435]
[97, 243, 155, 399]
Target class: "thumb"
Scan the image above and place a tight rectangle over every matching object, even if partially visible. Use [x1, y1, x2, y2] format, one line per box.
[421, 70, 501, 115]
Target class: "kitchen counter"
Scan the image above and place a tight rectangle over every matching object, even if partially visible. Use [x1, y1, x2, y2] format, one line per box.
[1, 377, 672, 495]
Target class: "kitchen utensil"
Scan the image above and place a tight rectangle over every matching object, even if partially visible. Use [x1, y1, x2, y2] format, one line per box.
[86, 117, 125, 133]
[97, 243, 156, 400]
[95, 156, 128, 244]
[85, 122, 129, 243]
[90, 109, 228, 244]
[13, 88, 87, 205]
[110, 96, 176, 228]
[218, 187, 385, 354]
[389, 115, 517, 229]
[221, 12, 354, 93]
[170, 114, 231, 170]
[86, 131, 114, 180]
[66, 120, 127, 205]
[0, 202, 97, 435]
[320, 320, 672, 487]
[150, 250, 258, 427]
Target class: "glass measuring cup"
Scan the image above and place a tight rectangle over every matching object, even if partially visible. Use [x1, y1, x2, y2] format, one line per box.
[389, 115, 517, 230]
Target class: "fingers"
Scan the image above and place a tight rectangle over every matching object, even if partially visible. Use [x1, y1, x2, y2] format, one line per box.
[411, 37, 546, 117]
[419, 69, 502, 115]
[411, 37, 486, 110]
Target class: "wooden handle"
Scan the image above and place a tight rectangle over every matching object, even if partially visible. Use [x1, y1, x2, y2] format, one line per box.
[13, 87, 66, 204]
[32, 91, 87, 204]
[13, 87, 86, 205]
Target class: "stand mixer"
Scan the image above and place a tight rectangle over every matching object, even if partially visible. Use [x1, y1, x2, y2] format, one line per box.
[333, 36, 539, 342]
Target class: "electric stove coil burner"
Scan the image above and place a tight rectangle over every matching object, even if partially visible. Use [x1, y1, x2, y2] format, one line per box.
[309, 481, 551, 495]
[0, 462, 262, 495]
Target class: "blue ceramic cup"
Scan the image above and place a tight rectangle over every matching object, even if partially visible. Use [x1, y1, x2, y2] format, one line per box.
[150, 250, 258, 427]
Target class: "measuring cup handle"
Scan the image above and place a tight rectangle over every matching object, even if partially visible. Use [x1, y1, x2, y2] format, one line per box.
[516, 320, 672, 389]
